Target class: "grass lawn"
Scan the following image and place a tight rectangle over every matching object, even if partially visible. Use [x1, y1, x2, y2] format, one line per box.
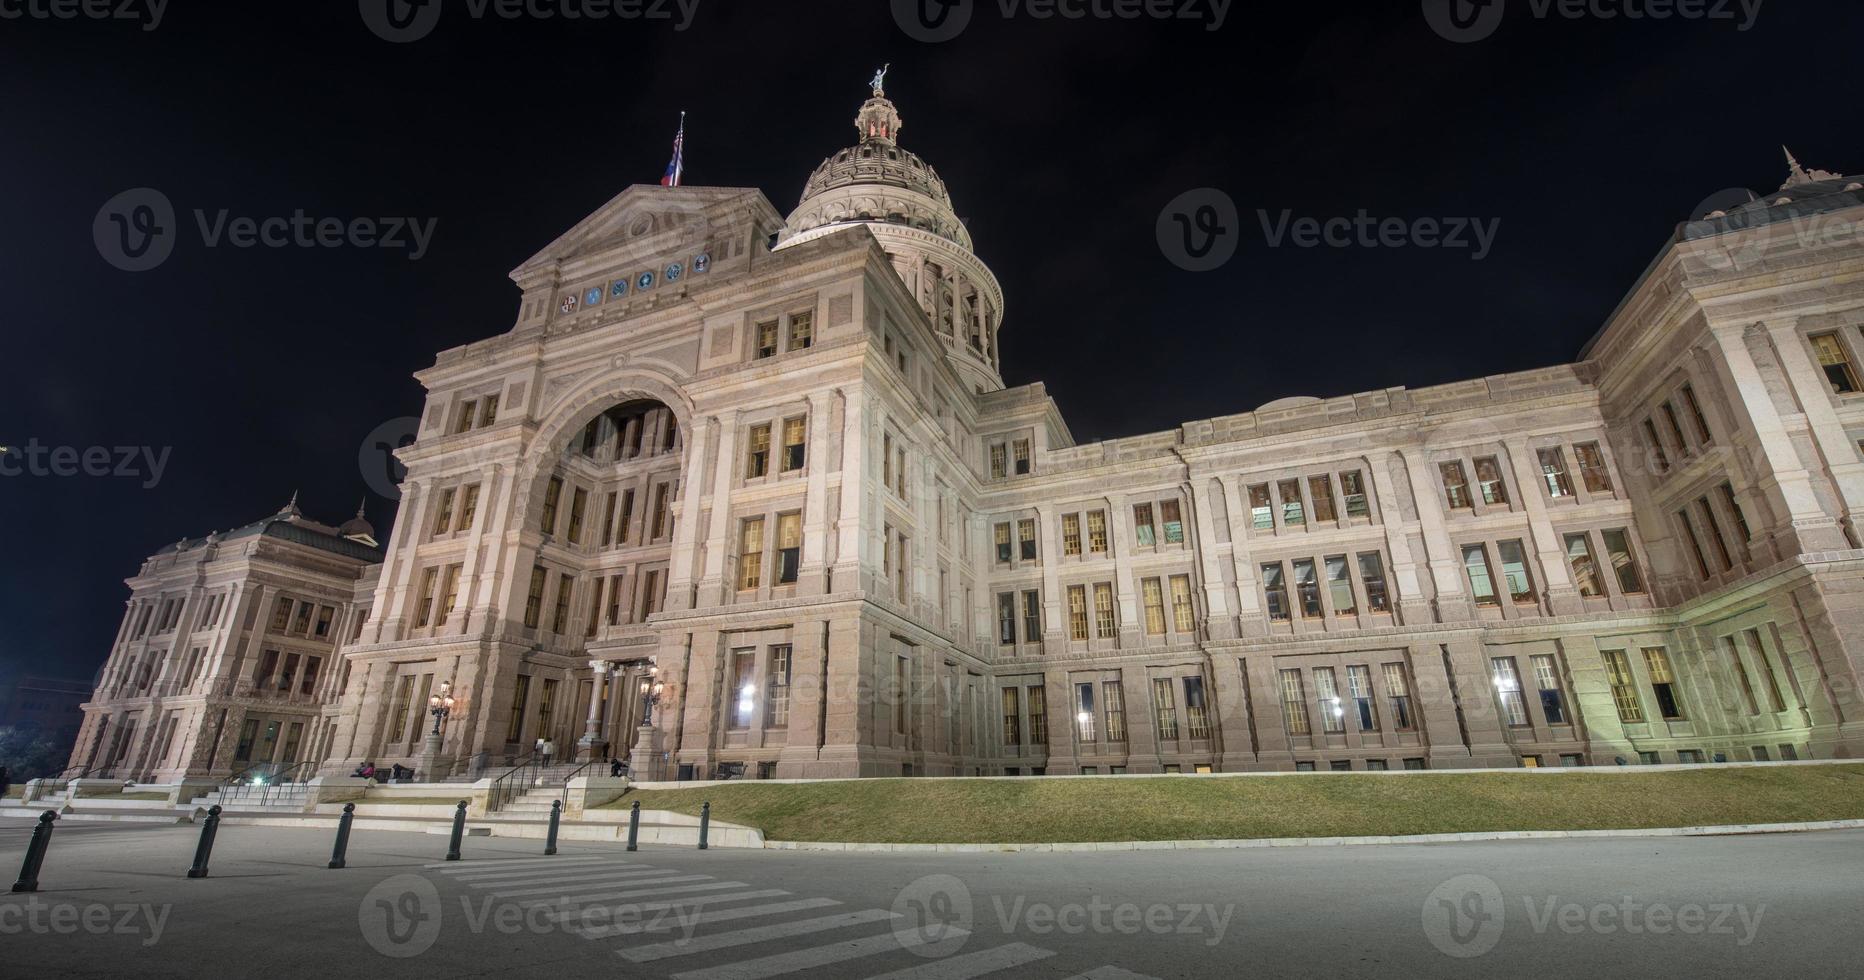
[3, 786, 22, 800]
[87, 792, 170, 802]
[605, 765, 1864, 844]
[358, 797, 473, 806]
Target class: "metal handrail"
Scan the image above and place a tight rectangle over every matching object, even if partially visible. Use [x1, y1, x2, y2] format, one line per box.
[488, 753, 541, 811]
[257, 761, 318, 806]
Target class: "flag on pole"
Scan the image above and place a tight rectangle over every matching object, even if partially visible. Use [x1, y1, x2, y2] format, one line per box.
[660, 112, 686, 187]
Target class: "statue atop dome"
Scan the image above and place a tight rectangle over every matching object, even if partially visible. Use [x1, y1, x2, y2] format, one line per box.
[870, 64, 890, 98]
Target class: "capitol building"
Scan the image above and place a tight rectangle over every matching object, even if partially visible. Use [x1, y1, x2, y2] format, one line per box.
[71, 79, 1864, 784]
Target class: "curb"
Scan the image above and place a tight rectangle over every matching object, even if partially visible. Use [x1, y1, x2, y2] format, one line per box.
[764, 819, 1864, 853]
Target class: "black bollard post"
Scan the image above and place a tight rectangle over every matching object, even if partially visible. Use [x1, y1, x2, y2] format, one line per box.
[626, 800, 641, 852]
[445, 800, 468, 862]
[187, 805, 222, 879]
[545, 800, 562, 856]
[328, 803, 356, 869]
[697, 801, 710, 851]
[11, 811, 58, 893]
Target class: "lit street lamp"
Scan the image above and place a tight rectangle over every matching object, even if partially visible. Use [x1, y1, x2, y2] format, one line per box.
[429, 681, 456, 736]
[640, 667, 665, 726]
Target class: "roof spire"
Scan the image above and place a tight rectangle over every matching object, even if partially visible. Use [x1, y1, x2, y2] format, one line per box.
[1781, 146, 1841, 189]
[283, 490, 300, 515]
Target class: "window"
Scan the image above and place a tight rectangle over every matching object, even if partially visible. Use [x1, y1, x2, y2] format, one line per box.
[650, 483, 670, 539]
[1087, 510, 1108, 553]
[1324, 555, 1356, 616]
[1288, 559, 1321, 618]
[1279, 669, 1310, 736]
[414, 568, 440, 628]
[893, 531, 909, 598]
[1599, 528, 1644, 594]
[776, 513, 801, 585]
[454, 400, 477, 435]
[1183, 676, 1211, 739]
[1679, 384, 1713, 444]
[551, 574, 574, 633]
[1021, 590, 1042, 642]
[1536, 448, 1574, 499]
[1012, 439, 1031, 476]
[438, 565, 461, 624]
[997, 593, 1017, 646]
[432, 488, 456, 537]
[895, 448, 909, 500]
[1249, 484, 1274, 529]
[1093, 583, 1116, 638]
[523, 566, 547, 629]
[1141, 577, 1166, 634]
[1075, 683, 1097, 741]
[738, 517, 764, 590]
[1440, 462, 1473, 510]
[1314, 667, 1345, 733]
[1062, 513, 1082, 556]
[1102, 681, 1127, 742]
[1027, 685, 1047, 744]
[541, 476, 563, 535]
[988, 442, 1007, 480]
[291, 601, 314, 635]
[1308, 475, 1337, 523]
[1277, 479, 1306, 526]
[756, 320, 778, 359]
[479, 394, 499, 427]
[1002, 687, 1021, 745]
[767, 646, 792, 729]
[617, 489, 635, 544]
[746, 424, 771, 478]
[457, 483, 480, 533]
[641, 569, 662, 618]
[566, 487, 588, 543]
[1474, 456, 1509, 506]
[1643, 649, 1684, 720]
[1066, 585, 1089, 640]
[1574, 442, 1612, 494]
[1018, 518, 1038, 562]
[1463, 545, 1498, 606]
[788, 311, 813, 351]
[1811, 332, 1860, 393]
[1602, 651, 1644, 723]
[1347, 665, 1377, 732]
[1340, 471, 1370, 519]
[1261, 563, 1290, 621]
[1169, 575, 1195, 633]
[1384, 663, 1415, 731]
[1641, 418, 1671, 473]
[1678, 510, 1713, 580]
[1491, 657, 1529, 727]
[994, 522, 1013, 565]
[1719, 483, 1752, 553]
[1660, 402, 1690, 458]
[1747, 629, 1788, 712]
[585, 578, 604, 637]
[1153, 678, 1179, 740]
[1160, 500, 1185, 544]
[1358, 553, 1390, 612]
[781, 417, 806, 472]
[1497, 540, 1534, 603]
[599, 492, 617, 547]
[1697, 497, 1735, 571]
[315, 605, 336, 638]
[1564, 533, 1602, 597]
[1721, 636, 1760, 715]
[1133, 503, 1157, 546]
[731, 650, 756, 728]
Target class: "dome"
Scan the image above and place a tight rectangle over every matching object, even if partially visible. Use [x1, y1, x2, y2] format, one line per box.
[339, 500, 378, 545]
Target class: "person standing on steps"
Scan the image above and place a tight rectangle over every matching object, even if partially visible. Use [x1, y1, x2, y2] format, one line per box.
[609, 757, 623, 778]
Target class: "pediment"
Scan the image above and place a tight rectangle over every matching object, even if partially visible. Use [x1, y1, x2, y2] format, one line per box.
[511, 184, 780, 283]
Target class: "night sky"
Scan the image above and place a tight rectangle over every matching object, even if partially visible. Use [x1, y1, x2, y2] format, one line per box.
[4, 1, 1860, 687]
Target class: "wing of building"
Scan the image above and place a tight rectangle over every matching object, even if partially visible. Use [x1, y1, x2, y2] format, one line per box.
[72, 85, 1864, 786]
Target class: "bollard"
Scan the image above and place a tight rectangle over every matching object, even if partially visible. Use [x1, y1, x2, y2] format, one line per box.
[187, 805, 222, 879]
[626, 800, 641, 852]
[10, 811, 58, 893]
[697, 801, 710, 851]
[545, 800, 562, 856]
[328, 803, 356, 869]
[445, 800, 468, 862]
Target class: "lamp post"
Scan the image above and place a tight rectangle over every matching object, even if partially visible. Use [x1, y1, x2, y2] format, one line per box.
[640, 667, 665, 726]
[419, 681, 455, 782]
[628, 665, 666, 780]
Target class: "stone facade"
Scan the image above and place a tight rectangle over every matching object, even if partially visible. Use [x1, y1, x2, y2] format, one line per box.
[72, 86, 1864, 782]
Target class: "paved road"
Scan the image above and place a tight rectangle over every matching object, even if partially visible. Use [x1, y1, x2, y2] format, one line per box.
[1, 817, 1857, 978]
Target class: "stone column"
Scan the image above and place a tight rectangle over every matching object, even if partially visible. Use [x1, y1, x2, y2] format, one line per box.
[799, 392, 836, 595]
[1188, 478, 1237, 639]
[577, 660, 609, 761]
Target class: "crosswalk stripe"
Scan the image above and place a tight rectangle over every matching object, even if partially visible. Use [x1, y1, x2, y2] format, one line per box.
[513, 881, 752, 907]
[620, 909, 900, 963]
[534, 889, 793, 917]
[569, 898, 843, 939]
[427, 856, 612, 870]
[1061, 968, 1162, 980]
[669, 927, 971, 980]
[447, 860, 646, 879]
[863, 943, 1056, 980]
[468, 868, 675, 888]
[491, 874, 711, 899]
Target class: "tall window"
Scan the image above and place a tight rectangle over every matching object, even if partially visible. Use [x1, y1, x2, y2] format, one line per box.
[641, 569, 662, 618]
[1497, 540, 1534, 603]
[1602, 651, 1644, 723]
[1383, 663, 1415, 731]
[1133, 503, 1157, 546]
[479, 394, 499, 427]
[536, 678, 558, 741]
[1102, 681, 1127, 742]
[1018, 518, 1038, 561]
[1537, 448, 1574, 498]
[1641, 418, 1671, 472]
[1261, 563, 1290, 621]
[1021, 589, 1041, 642]
[1490, 657, 1529, 727]
[1278, 479, 1306, 526]
[415, 568, 439, 628]
[1719, 483, 1752, 554]
[523, 566, 547, 629]
[1810, 332, 1860, 394]
[1678, 510, 1713, 580]
[1087, 510, 1108, 553]
[1279, 669, 1310, 736]
[1574, 442, 1612, 494]
[551, 575, 575, 633]
[1066, 585, 1089, 641]
[994, 522, 1013, 565]
[892, 658, 908, 736]
[1660, 403, 1690, 458]
[1565, 533, 1602, 597]
[1602, 528, 1644, 594]
[1643, 648, 1684, 720]
[731, 650, 757, 728]
[1153, 678, 1179, 741]
[541, 476, 563, 535]
[1347, 665, 1377, 731]
[1474, 456, 1509, 506]
[1169, 575, 1195, 633]
[505, 675, 530, 743]
[775, 513, 801, 585]
[996, 593, 1016, 646]
[781, 417, 807, 472]
[746, 424, 771, 478]
[738, 517, 764, 590]
[1062, 513, 1082, 556]
[788, 311, 813, 350]
[1679, 384, 1713, 444]
[1324, 556, 1356, 616]
[1532, 654, 1565, 724]
[1141, 577, 1166, 634]
[1746, 629, 1788, 712]
[766, 646, 792, 729]
[1441, 462, 1473, 510]
[1074, 683, 1097, 741]
[1027, 685, 1047, 744]
[1093, 583, 1116, 638]
[1697, 497, 1735, 571]
[1160, 500, 1185, 544]
[617, 489, 635, 544]
[1340, 471, 1370, 518]
[1308, 475, 1337, 523]
[433, 488, 456, 538]
[988, 443, 1007, 480]
[1292, 559, 1322, 618]
[1314, 667, 1345, 733]
[756, 320, 778, 359]
[1249, 484, 1274, 529]
[650, 484, 670, 539]
[1183, 676, 1211, 739]
[1012, 439, 1031, 476]
[1358, 553, 1390, 612]
[438, 564, 462, 623]
[566, 487, 588, 543]
[1001, 687, 1021, 745]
